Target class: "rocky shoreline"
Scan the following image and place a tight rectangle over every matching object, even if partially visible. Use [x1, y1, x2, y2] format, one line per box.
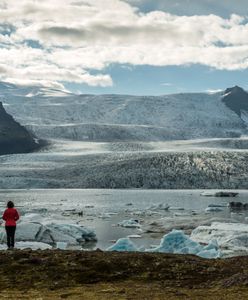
[0, 250, 248, 299]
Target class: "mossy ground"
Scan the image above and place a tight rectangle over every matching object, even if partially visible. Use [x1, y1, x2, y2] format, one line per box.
[0, 250, 248, 299]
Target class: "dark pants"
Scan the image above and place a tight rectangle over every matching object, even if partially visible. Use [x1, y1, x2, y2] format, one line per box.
[5, 226, 16, 248]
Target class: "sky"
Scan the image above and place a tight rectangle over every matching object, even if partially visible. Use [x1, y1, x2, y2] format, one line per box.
[0, 0, 248, 95]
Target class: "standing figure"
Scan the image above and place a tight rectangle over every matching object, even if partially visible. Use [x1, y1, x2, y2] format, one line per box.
[2, 201, 20, 249]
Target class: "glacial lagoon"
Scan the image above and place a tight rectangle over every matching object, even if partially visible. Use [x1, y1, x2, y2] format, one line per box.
[0, 189, 248, 256]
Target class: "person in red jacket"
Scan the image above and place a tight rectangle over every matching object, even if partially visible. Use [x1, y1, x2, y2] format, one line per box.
[2, 201, 20, 249]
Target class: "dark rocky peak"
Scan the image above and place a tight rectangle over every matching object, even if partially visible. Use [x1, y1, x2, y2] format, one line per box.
[222, 86, 248, 117]
[0, 101, 40, 155]
[0, 102, 13, 122]
[224, 86, 247, 95]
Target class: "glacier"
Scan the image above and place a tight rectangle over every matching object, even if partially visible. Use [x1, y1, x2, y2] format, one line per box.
[1, 82, 248, 189]
[1, 82, 247, 142]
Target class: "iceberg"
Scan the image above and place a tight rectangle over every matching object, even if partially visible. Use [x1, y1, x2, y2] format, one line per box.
[0, 221, 97, 246]
[146, 230, 201, 254]
[107, 230, 221, 258]
[45, 223, 97, 244]
[191, 222, 248, 256]
[145, 230, 220, 258]
[107, 238, 138, 252]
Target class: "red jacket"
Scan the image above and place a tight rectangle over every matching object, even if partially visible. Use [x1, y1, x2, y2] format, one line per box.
[2, 208, 20, 226]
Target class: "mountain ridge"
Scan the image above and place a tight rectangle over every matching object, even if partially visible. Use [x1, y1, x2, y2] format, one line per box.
[1, 82, 248, 142]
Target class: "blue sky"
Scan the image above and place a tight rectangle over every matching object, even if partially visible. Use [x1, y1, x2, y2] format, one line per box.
[126, 0, 248, 18]
[66, 64, 248, 96]
[0, 0, 248, 95]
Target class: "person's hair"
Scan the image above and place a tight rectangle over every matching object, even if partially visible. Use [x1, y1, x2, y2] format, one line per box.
[7, 201, 14, 208]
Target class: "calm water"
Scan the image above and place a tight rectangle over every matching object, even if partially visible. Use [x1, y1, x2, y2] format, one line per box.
[0, 189, 246, 210]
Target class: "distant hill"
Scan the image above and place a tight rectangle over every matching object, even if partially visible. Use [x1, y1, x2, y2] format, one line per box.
[0, 101, 40, 155]
[1, 82, 248, 141]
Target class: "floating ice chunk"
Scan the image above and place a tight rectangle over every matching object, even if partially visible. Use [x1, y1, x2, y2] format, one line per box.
[46, 223, 97, 244]
[145, 230, 220, 258]
[197, 239, 221, 258]
[190, 222, 248, 257]
[127, 234, 142, 238]
[197, 248, 221, 259]
[0, 221, 97, 246]
[0, 242, 52, 250]
[16, 241, 52, 250]
[169, 207, 184, 211]
[146, 230, 202, 255]
[99, 213, 112, 219]
[15, 222, 54, 244]
[132, 211, 143, 216]
[21, 213, 44, 222]
[174, 212, 191, 217]
[205, 206, 223, 212]
[107, 238, 138, 252]
[148, 203, 169, 211]
[118, 219, 141, 228]
[200, 191, 215, 196]
[208, 204, 227, 208]
[56, 242, 68, 250]
[201, 191, 238, 197]
[202, 239, 219, 251]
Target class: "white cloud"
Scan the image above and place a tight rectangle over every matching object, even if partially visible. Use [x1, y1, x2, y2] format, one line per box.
[0, 0, 248, 88]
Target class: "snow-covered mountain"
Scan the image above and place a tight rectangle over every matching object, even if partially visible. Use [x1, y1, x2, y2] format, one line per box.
[0, 82, 247, 141]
